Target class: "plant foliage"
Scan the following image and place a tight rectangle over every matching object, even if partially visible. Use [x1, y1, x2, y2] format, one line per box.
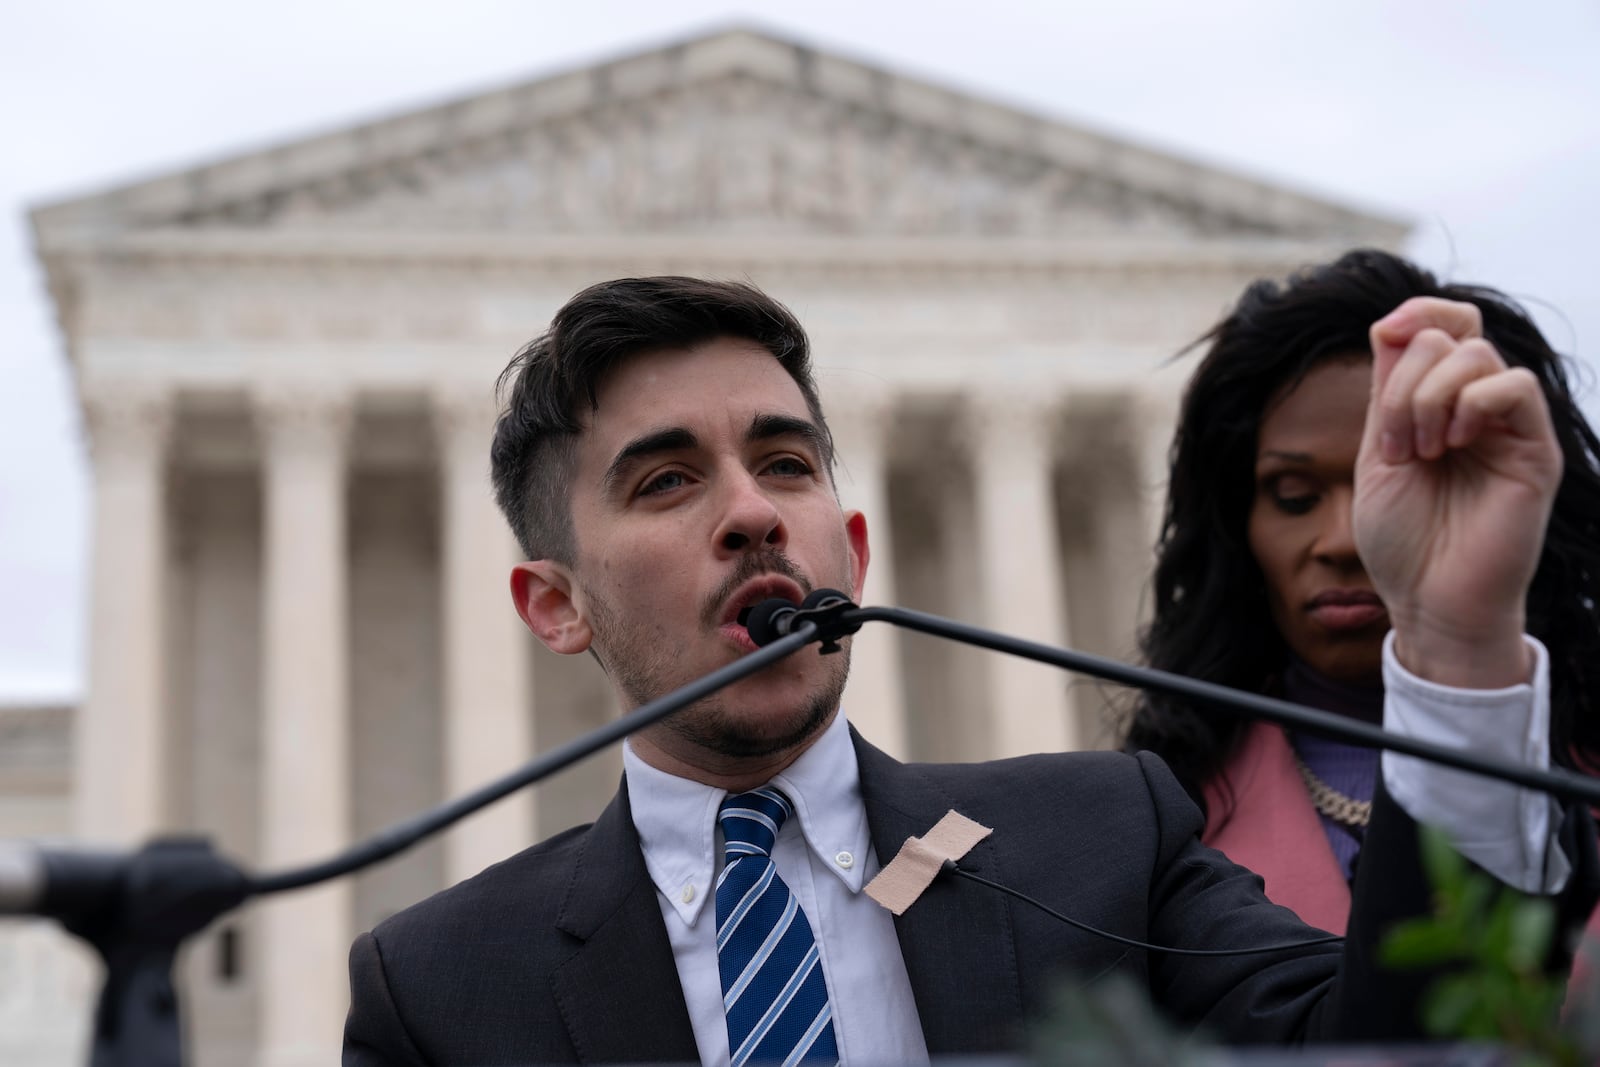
[1379, 826, 1599, 1066]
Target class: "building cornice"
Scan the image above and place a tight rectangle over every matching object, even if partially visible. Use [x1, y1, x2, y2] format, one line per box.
[39, 228, 1373, 278]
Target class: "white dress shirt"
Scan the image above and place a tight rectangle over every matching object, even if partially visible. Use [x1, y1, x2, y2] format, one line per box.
[623, 634, 1564, 1065]
[1381, 632, 1567, 892]
[624, 712, 930, 1066]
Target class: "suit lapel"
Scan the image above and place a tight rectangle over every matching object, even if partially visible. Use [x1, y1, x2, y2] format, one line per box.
[550, 782, 700, 1064]
[853, 731, 1025, 1054]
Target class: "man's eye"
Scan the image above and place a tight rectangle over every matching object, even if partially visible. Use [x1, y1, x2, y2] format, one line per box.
[639, 470, 689, 496]
[767, 456, 813, 478]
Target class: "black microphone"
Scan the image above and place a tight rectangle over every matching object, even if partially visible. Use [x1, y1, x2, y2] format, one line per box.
[0, 837, 249, 929]
[0, 839, 46, 913]
[0, 839, 121, 919]
[742, 589, 859, 649]
[741, 595, 804, 645]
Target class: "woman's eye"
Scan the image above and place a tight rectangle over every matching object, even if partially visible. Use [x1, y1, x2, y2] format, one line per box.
[1260, 473, 1324, 515]
[1273, 493, 1318, 516]
[1263, 475, 1318, 515]
[639, 470, 688, 496]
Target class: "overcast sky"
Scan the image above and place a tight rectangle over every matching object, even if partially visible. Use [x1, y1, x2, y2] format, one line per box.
[3, 0, 1597, 701]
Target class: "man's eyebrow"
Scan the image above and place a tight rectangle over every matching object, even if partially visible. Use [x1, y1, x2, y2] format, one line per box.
[602, 427, 698, 497]
[748, 413, 827, 453]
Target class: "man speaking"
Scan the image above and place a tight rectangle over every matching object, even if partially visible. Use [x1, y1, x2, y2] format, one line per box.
[344, 276, 1591, 1064]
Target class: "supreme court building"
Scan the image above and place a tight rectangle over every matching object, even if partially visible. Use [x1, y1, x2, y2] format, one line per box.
[9, 27, 1403, 1066]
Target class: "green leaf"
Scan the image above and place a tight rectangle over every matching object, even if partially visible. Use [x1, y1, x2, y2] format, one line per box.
[1381, 919, 1467, 967]
[1421, 975, 1481, 1037]
[1479, 892, 1518, 964]
[1457, 867, 1497, 924]
[1505, 899, 1555, 974]
[1420, 825, 1467, 894]
[1383, 824, 1573, 1057]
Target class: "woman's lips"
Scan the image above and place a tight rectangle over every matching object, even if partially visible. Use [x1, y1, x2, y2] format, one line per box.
[1306, 591, 1388, 632]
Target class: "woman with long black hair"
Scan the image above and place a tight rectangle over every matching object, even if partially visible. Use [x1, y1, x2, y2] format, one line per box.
[1122, 248, 1600, 933]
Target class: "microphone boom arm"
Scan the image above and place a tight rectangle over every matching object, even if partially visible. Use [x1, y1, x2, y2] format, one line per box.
[832, 603, 1600, 808]
[251, 623, 821, 894]
[3, 622, 823, 1067]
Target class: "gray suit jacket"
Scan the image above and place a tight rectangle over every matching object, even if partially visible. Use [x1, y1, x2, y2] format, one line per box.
[343, 730, 1594, 1064]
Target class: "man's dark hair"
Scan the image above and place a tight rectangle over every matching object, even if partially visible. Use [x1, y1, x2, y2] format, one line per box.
[490, 276, 833, 564]
[1121, 248, 1600, 806]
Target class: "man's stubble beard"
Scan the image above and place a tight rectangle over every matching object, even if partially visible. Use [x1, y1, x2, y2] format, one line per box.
[585, 550, 853, 759]
[660, 650, 849, 759]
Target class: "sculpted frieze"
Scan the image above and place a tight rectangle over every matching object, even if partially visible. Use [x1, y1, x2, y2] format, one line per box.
[183, 79, 1276, 241]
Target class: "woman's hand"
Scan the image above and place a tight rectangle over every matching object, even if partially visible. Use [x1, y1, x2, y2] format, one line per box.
[1354, 297, 1562, 688]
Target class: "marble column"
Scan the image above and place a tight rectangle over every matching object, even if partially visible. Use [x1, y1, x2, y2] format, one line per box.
[434, 390, 535, 884]
[828, 390, 907, 759]
[255, 389, 353, 1067]
[77, 385, 173, 843]
[1133, 385, 1183, 550]
[966, 395, 1077, 756]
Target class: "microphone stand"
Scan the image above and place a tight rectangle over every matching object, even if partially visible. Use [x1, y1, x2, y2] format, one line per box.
[12, 598, 1600, 1066]
[817, 602, 1600, 808]
[3, 624, 823, 1067]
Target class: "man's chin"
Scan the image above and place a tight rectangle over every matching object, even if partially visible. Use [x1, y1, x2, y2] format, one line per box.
[671, 700, 836, 760]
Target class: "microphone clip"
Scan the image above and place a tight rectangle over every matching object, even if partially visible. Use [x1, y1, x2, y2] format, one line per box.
[739, 589, 863, 653]
[799, 592, 861, 655]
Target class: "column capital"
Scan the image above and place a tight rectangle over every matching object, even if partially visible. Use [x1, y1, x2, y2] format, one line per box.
[430, 386, 503, 455]
[825, 386, 900, 467]
[1120, 384, 1183, 477]
[1132, 381, 1184, 426]
[80, 383, 174, 459]
[254, 386, 354, 457]
[431, 385, 502, 425]
[960, 390, 1064, 457]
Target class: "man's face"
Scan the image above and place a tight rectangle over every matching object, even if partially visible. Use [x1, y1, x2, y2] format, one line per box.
[523, 337, 868, 777]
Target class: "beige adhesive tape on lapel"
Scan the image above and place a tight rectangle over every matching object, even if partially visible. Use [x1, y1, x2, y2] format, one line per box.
[864, 810, 993, 916]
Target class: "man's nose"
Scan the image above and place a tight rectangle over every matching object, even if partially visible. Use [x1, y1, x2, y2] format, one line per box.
[714, 472, 785, 555]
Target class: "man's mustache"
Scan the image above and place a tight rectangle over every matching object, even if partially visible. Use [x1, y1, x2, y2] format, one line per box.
[700, 550, 812, 630]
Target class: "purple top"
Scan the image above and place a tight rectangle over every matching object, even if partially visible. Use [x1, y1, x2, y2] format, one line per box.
[1281, 657, 1383, 882]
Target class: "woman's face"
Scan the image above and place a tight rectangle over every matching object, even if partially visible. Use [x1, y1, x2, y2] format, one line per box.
[1248, 356, 1389, 684]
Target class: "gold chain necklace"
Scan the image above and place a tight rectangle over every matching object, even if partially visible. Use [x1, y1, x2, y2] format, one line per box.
[1293, 755, 1372, 828]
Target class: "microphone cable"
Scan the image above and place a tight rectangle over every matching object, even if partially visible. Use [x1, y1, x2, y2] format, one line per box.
[939, 860, 1344, 958]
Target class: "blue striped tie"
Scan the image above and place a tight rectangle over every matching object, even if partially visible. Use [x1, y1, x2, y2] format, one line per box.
[715, 788, 839, 1066]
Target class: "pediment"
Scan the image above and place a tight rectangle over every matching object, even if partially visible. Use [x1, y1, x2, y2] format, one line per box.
[227, 78, 1267, 241]
[32, 28, 1405, 247]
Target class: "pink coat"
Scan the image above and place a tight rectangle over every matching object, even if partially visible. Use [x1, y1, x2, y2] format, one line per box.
[1200, 721, 1599, 993]
[1201, 721, 1352, 935]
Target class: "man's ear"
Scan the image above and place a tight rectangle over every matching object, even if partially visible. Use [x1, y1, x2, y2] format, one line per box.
[510, 560, 593, 655]
[844, 510, 870, 603]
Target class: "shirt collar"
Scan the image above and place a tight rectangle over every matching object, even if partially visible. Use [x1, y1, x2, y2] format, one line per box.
[623, 710, 870, 926]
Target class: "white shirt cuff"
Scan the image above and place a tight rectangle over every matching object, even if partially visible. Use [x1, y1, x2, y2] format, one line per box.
[1380, 631, 1569, 893]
